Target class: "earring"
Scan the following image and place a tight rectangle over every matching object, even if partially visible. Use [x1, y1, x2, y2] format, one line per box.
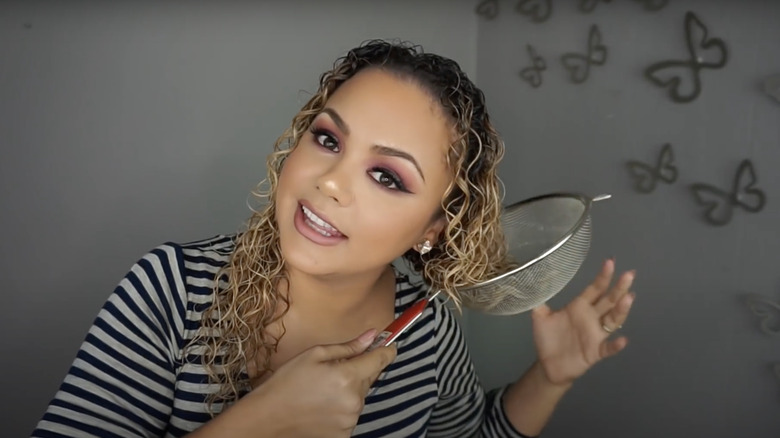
[419, 240, 433, 255]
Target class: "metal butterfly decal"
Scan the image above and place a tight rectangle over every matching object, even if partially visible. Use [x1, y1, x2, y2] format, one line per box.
[626, 143, 678, 193]
[634, 0, 669, 11]
[690, 160, 766, 226]
[745, 293, 780, 338]
[561, 24, 607, 84]
[580, 0, 612, 13]
[475, 0, 499, 20]
[742, 292, 780, 393]
[644, 11, 729, 103]
[519, 45, 547, 88]
[515, 0, 553, 23]
[764, 73, 780, 104]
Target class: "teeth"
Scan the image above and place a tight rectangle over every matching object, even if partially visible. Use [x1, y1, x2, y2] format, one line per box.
[301, 205, 339, 236]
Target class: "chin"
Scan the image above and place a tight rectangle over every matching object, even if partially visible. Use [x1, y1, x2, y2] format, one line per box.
[277, 227, 332, 274]
[281, 251, 341, 278]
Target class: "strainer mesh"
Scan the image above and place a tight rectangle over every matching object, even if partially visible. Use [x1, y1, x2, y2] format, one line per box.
[457, 195, 593, 315]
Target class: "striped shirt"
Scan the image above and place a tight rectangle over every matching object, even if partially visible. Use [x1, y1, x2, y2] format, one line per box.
[32, 235, 529, 437]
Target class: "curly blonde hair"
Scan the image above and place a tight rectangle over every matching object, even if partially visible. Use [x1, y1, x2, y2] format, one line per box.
[189, 40, 511, 411]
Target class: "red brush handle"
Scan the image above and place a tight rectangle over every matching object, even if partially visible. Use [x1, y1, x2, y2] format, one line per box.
[367, 298, 430, 351]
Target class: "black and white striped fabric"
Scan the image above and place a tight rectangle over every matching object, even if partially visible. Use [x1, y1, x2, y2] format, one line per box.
[32, 235, 529, 437]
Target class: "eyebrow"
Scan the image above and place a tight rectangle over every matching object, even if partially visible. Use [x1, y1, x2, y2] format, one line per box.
[371, 145, 426, 182]
[322, 108, 350, 135]
[320, 107, 426, 182]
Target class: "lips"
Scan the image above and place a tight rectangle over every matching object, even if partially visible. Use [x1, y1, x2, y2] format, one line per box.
[301, 205, 343, 236]
[295, 202, 346, 243]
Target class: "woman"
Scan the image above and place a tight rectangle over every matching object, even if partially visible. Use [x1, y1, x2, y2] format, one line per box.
[33, 40, 636, 438]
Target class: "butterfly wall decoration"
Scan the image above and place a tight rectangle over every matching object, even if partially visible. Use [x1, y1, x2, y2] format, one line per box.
[690, 160, 766, 226]
[626, 143, 678, 193]
[743, 291, 780, 395]
[764, 73, 780, 104]
[561, 24, 608, 84]
[634, 0, 669, 12]
[476, 0, 555, 22]
[644, 11, 729, 103]
[745, 293, 780, 338]
[515, 0, 553, 23]
[475, 0, 500, 20]
[579, 0, 612, 14]
[519, 45, 547, 88]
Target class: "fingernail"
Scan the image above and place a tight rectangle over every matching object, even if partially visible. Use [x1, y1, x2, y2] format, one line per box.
[626, 293, 636, 308]
[359, 329, 377, 344]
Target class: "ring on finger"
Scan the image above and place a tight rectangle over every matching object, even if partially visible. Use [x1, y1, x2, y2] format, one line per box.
[601, 322, 623, 334]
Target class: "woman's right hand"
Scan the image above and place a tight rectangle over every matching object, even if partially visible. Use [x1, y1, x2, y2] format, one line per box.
[190, 329, 397, 438]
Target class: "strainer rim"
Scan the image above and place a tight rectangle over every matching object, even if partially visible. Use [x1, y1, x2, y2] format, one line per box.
[458, 192, 597, 293]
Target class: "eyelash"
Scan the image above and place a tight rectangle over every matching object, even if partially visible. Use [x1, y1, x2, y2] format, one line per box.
[369, 167, 409, 192]
[309, 126, 410, 193]
[310, 127, 340, 152]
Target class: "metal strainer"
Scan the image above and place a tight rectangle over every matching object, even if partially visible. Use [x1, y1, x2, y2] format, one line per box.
[369, 192, 610, 350]
[457, 192, 611, 315]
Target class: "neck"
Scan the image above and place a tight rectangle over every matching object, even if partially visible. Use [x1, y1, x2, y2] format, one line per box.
[281, 264, 396, 320]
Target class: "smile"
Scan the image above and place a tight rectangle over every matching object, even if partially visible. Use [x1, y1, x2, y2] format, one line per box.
[300, 204, 344, 238]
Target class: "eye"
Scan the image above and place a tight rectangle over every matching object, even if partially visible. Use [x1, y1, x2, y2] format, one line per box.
[368, 168, 408, 192]
[311, 128, 339, 152]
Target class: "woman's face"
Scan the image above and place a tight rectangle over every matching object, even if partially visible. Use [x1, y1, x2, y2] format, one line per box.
[275, 68, 453, 277]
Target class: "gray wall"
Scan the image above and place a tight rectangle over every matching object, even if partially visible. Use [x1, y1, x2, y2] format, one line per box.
[3, 0, 779, 437]
[466, 0, 780, 437]
[0, 1, 476, 435]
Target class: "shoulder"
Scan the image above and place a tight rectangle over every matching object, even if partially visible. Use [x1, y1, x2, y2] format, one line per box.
[171, 234, 235, 284]
[389, 266, 463, 334]
[110, 234, 236, 334]
[392, 267, 427, 312]
[173, 234, 236, 265]
[177, 233, 236, 254]
[131, 234, 234, 281]
[428, 290, 469, 369]
[430, 296, 465, 348]
[389, 266, 465, 350]
[155, 234, 236, 321]
[124, 234, 234, 300]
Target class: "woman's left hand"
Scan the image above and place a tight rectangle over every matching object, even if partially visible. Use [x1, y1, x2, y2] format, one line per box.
[531, 258, 636, 386]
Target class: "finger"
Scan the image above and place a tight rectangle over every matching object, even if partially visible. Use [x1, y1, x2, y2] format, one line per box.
[594, 269, 635, 316]
[599, 336, 628, 359]
[311, 329, 378, 362]
[580, 259, 615, 303]
[531, 303, 552, 320]
[345, 343, 397, 383]
[600, 291, 635, 335]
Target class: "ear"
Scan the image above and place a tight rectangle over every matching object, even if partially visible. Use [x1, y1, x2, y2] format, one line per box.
[420, 215, 448, 247]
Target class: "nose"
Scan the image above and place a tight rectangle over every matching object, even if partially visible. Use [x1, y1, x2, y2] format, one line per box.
[316, 161, 354, 206]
